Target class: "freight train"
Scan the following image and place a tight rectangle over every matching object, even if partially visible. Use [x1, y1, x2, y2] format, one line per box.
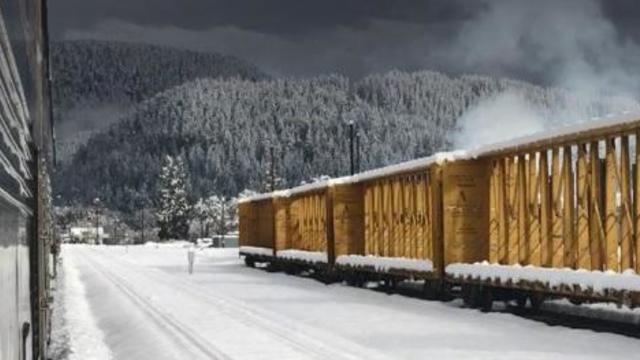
[240, 115, 640, 312]
[0, 1, 55, 359]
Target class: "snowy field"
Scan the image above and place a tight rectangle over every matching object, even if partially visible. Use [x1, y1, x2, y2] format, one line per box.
[51, 244, 640, 360]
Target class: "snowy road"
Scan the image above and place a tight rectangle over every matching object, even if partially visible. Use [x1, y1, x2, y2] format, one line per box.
[57, 244, 640, 360]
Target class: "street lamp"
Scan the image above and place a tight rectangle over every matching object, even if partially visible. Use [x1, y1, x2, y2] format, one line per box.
[138, 197, 147, 245]
[349, 121, 355, 175]
[356, 132, 361, 173]
[93, 197, 101, 245]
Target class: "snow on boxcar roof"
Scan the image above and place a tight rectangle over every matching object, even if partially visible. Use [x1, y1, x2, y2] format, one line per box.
[240, 112, 640, 203]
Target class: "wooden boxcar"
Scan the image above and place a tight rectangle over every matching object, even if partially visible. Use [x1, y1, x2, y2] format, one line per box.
[239, 116, 640, 312]
[278, 186, 332, 268]
[332, 165, 443, 293]
[238, 197, 276, 265]
[239, 183, 335, 270]
[446, 119, 640, 310]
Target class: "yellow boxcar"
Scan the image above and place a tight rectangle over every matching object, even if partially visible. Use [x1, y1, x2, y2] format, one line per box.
[238, 198, 275, 255]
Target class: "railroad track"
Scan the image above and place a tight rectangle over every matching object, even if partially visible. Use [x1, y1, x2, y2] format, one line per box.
[89, 248, 391, 360]
[391, 280, 640, 337]
[78, 251, 233, 360]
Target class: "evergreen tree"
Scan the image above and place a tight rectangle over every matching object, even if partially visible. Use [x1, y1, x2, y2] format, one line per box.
[156, 156, 191, 240]
[189, 194, 238, 240]
[57, 70, 636, 214]
[192, 197, 211, 239]
[209, 196, 237, 238]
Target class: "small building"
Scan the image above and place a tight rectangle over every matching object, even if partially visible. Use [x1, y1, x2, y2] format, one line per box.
[68, 226, 109, 244]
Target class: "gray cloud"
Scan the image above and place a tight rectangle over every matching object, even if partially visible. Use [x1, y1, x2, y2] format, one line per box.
[50, 0, 478, 37]
[62, 18, 454, 78]
[438, 0, 640, 95]
[52, 0, 640, 88]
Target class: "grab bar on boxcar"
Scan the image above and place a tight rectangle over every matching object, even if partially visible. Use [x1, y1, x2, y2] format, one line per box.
[22, 322, 30, 360]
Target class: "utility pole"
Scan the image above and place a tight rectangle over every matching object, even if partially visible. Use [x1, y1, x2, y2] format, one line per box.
[93, 198, 101, 245]
[221, 199, 226, 248]
[355, 132, 361, 173]
[349, 121, 355, 175]
[138, 197, 146, 244]
[270, 145, 275, 192]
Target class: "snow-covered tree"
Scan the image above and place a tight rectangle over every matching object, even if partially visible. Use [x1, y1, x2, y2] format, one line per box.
[191, 197, 211, 239]
[59, 69, 637, 213]
[156, 156, 191, 240]
[189, 194, 238, 240]
[261, 146, 285, 192]
[210, 196, 237, 238]
[238, 189, 259, 199]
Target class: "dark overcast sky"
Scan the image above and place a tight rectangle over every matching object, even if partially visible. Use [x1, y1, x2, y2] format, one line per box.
[50, 0, 479, 36]
[50, 0, 640, 87]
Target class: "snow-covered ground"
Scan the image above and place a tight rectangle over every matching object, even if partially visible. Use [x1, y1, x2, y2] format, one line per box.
[53, 244, 640, 360]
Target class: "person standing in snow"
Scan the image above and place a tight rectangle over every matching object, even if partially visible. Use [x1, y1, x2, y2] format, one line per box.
[187, 246, 196, 274]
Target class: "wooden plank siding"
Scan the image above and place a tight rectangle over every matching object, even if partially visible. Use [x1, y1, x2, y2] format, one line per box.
[332, 183, 364, 259]
[527, 153, 542, 266]
[361, 169, 439, 268]
[484, 133, 640, 273]
[576, 144, 590, 270]
[288, 191, 330, 254]
[237, 199, 275, 252]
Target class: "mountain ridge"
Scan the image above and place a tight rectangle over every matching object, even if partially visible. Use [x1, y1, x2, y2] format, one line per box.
[56, 69, 617, 213]
[51, 40, 268, 161]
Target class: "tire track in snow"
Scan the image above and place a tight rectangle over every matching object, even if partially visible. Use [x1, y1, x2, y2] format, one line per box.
[97, 248, 392, 360]
[76, 250, 233, 360]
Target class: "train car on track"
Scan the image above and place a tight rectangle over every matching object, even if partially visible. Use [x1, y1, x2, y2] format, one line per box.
[0, 1, 55, 359]
[240, 115, 640, 313]
[446, 118, 640, 311]
[239, 182, 334, 275]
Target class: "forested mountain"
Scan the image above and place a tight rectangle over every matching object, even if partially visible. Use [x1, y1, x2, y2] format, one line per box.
[56, 70, 623, 213]
[51, 40, 267, 161]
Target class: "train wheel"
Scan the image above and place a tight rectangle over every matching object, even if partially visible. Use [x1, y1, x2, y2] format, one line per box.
[461, 285, 472, 307]
[390, 278, 399, 290]
[244, 257, 255, 268]
[266, 262, 281, 272]
[316, 271, 334, 285]
[462, 284, 480, 308]
[346, 274, 360, 287]
[422, 280, 442, 300]
[529, 293, 545, 312]
[284, 265, 298, 275]
[354, 274, 367, 288]
[479, 287, 494, 313]
[569, 298, 584, 306]
[382, 278, 397, 294]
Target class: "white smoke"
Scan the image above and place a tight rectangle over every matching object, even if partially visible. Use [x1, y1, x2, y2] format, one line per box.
[454, 92, 546, 149]
[450, 0, 640, 148]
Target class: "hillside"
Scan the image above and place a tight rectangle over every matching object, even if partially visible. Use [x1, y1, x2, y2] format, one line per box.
[55, 70, 623, 213]
[51, 40, 267, 161]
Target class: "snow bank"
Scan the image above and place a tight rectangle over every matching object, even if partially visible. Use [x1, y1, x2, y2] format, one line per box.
[276, 249, 328, 263]
[336, 255, 433, 273]
[446, 261, 640, 294]
[143, 240, 193, 248]
[239, 246, 274, 256]
[63, 255, 112, 359]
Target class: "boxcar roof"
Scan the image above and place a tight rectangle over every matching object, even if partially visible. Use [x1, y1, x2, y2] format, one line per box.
[240, 112, 640, 203]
